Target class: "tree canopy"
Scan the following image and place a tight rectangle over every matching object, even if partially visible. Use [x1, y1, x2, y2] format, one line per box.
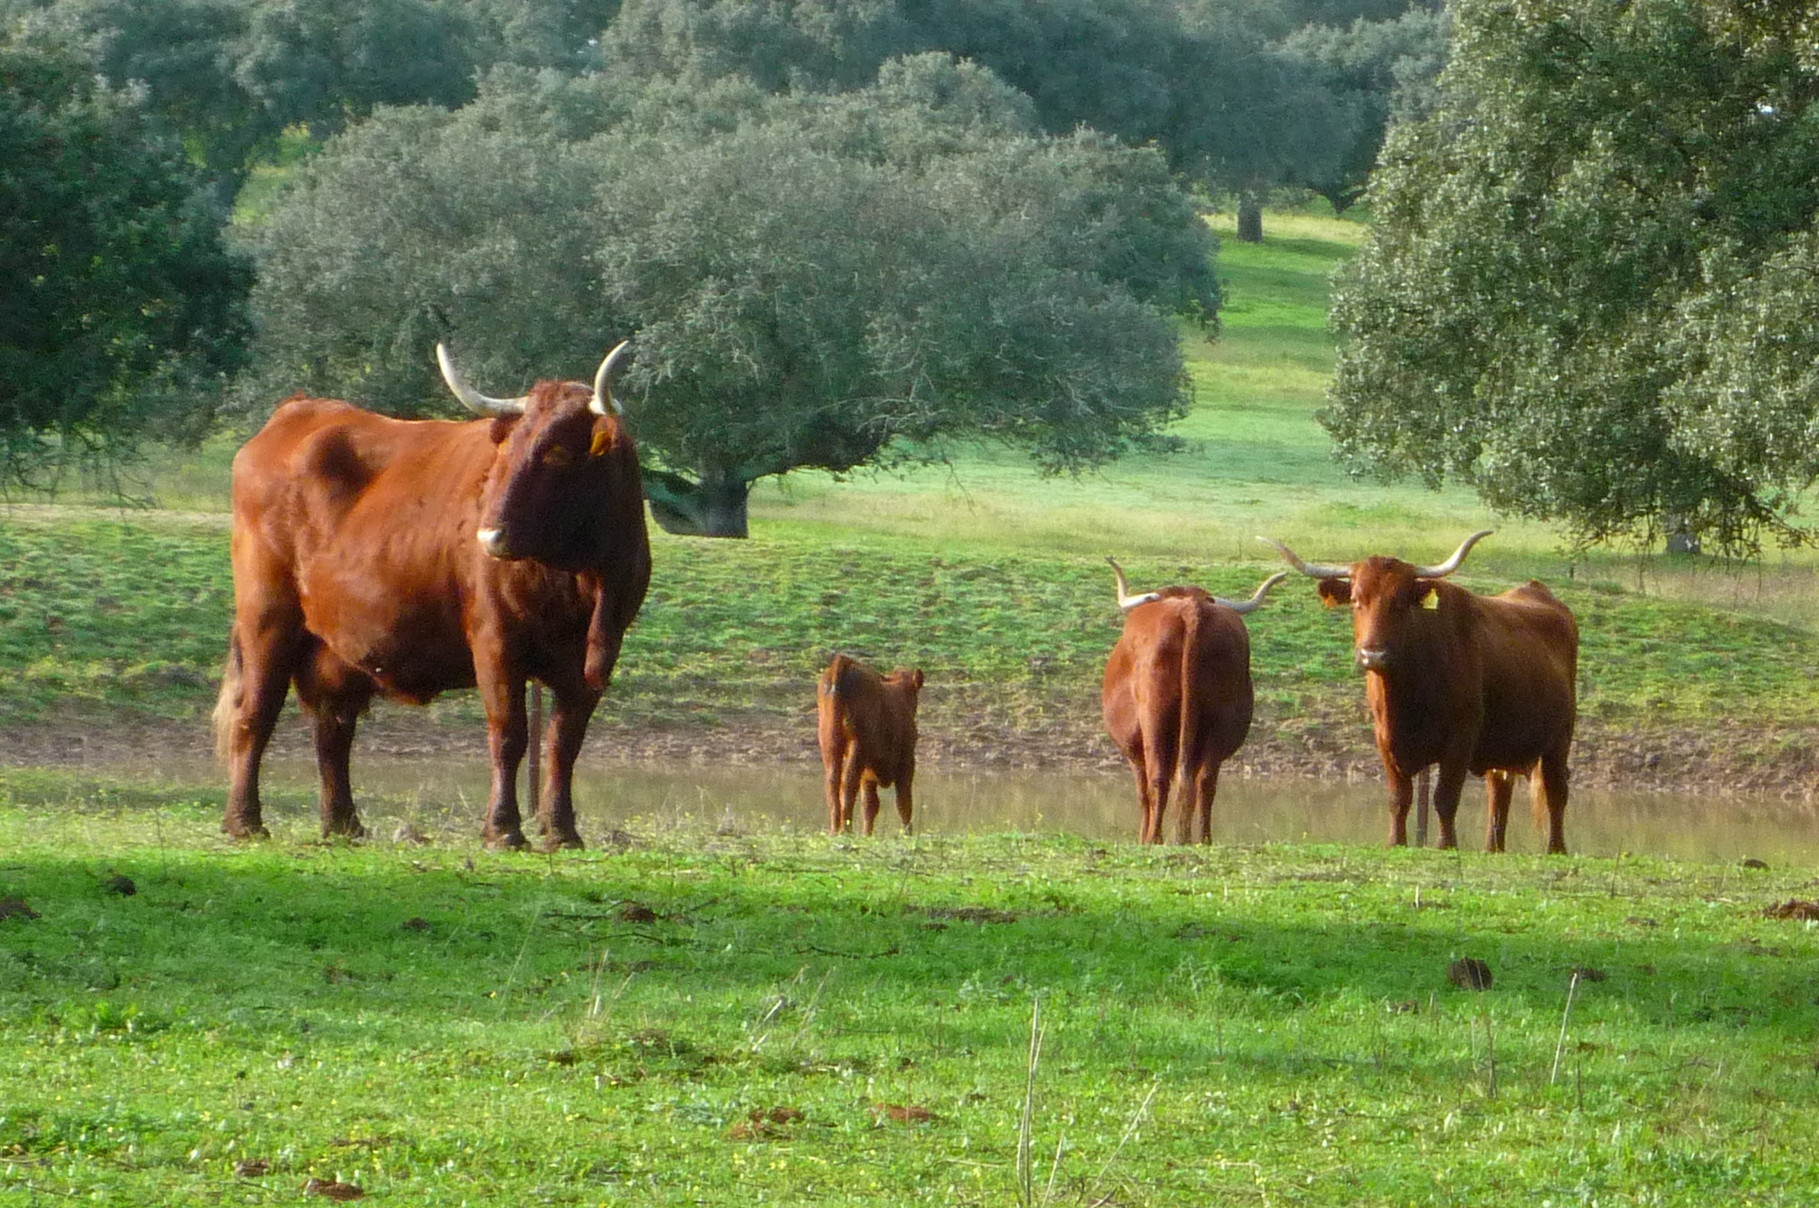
[245, 62, 1218, 536]
[602, 0, 1437, 237]
[0, 33, 252, 491]
[1325, 0, 1819, 556]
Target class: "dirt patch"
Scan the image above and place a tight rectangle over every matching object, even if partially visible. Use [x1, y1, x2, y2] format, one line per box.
[6, 700, 1819, 802]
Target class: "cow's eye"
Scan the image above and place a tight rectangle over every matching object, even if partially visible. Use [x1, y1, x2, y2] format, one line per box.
[542, 445, 575, 468]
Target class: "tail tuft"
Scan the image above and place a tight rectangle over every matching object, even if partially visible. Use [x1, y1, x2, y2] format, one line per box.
[212, 632, 242, 764]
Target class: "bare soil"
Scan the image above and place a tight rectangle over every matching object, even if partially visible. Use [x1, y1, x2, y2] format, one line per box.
[7, 697, 1819, 803]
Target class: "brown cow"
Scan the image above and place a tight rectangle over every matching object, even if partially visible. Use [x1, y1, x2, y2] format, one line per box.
[817, 653, 923, 836]
[213, 343, 651, 849]
[1260, 530, 1578, 854]
[1101, 558, 1286, 844]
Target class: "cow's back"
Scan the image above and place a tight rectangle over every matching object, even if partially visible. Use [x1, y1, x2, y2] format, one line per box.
[1103, 595, 1253, 760]
[231, 397, 503, 700]
[819, 655, 918, 786]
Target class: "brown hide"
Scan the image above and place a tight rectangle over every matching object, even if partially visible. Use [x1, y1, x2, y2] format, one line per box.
[1101, 588, 1257, 845]
[817, 654, 922, 835]
[214, 368, 650, 849]
[1312, 557, 1578, 853]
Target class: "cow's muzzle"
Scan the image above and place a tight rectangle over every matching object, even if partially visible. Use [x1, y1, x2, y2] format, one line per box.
[1356, 646, 1390, 671]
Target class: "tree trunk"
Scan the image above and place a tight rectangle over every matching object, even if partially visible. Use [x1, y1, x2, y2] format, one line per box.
[642, 467, 753, 538]
[1663, 514, 1701, 556]
[1236, 193, 1265, 243]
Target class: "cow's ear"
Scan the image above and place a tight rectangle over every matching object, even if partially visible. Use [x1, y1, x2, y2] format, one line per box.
[1316, 578, 1352, 608]
[911, 669, 925, 689]
[589, 419, 616, 459]
[488, 416, 516, 445]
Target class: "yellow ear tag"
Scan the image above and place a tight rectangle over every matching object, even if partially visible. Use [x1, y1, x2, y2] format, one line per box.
[1422, 590, 1440, 610]
[589, 428, 613, 458]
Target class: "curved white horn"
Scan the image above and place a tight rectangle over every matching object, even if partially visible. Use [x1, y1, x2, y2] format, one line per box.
[436, 343, 527, 416]
[1212, 571, 1290, 615]
[589, 340, 631, 417]
[1412, 530, 1495, 579]
[1106, 556, 1160, 611]
[1257, 536, 1350, 579]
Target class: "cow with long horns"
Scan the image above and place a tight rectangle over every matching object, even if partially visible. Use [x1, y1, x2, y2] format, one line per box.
[1259, 531, 1578, 853]
[1101, 559, 1286, 844]
[214, 343, 651, 848]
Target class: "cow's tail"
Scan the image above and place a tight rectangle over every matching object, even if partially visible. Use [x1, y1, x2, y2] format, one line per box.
[1175, 603, 1204, 822]
[212, 630, 243, 764]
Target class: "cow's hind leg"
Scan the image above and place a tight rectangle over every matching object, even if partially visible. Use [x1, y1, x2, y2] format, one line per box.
[1121, 754, 1156, 845]
[822, 738, 849, 835]
[1189, 760, 1220, 845]
[1536, 747, 1569, 855]
[1483, 771, 1514, 853]
[538, 683, 600, 851]
[859, 773, 883, 836]
[293, 641, 373, 839]
[1141, 735, 1175, 846]
[840, 747, 865, 835]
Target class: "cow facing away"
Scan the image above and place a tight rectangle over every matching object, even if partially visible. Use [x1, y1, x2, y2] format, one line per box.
[1101, 559, 1287, 844]
[1260, 530, 1578, 854]
[214, 344, 651, 849]
[817, 654, 923, 835]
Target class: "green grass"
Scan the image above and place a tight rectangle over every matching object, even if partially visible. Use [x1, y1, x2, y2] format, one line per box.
[7, 504, 1819, 750]
[0, 801, 1813, 1206]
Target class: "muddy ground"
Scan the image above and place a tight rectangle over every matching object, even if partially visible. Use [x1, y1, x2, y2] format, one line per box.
[7, 697, 1819, 803]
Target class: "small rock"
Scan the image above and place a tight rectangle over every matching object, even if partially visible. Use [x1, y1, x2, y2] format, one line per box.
[234, 1159, 270, 1178]
[303, 1177, 364, 1201]
[0, 898, 39, 922]
[102, 873, 137, 896]
[392, 823, 430, 846]
[1741, 857, 1770, 870]
[618, 902, 659, 924]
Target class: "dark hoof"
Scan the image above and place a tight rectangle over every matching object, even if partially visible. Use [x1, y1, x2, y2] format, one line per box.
[541, 833, 585, 853]
[485, 830, 529, 851]
[223, 819, 270, 840]
[324, 819, 367, 841]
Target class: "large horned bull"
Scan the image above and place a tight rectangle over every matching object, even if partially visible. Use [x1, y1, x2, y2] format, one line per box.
[214, 344, 650, 848]
[1260, 531, 1578, 853]
[1100, 558, 1286, 844]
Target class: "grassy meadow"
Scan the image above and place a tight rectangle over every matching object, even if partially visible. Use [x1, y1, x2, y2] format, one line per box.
[3, 209, 1819, 1204]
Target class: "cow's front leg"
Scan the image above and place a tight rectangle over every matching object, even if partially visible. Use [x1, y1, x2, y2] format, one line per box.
[1383, 754, 1415, 847]
[893, 760, 915, 835]
[221, 621, 303, 840]
[538, 684, 599, 851]
[295, 642, 373, 840]
[477, 666, 529, 849]
[1430, 758, 1471, 850]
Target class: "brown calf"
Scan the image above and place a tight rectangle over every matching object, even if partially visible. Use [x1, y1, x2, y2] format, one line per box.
[817, 653, 923, 835]
[1101, 559, 1285, 844]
